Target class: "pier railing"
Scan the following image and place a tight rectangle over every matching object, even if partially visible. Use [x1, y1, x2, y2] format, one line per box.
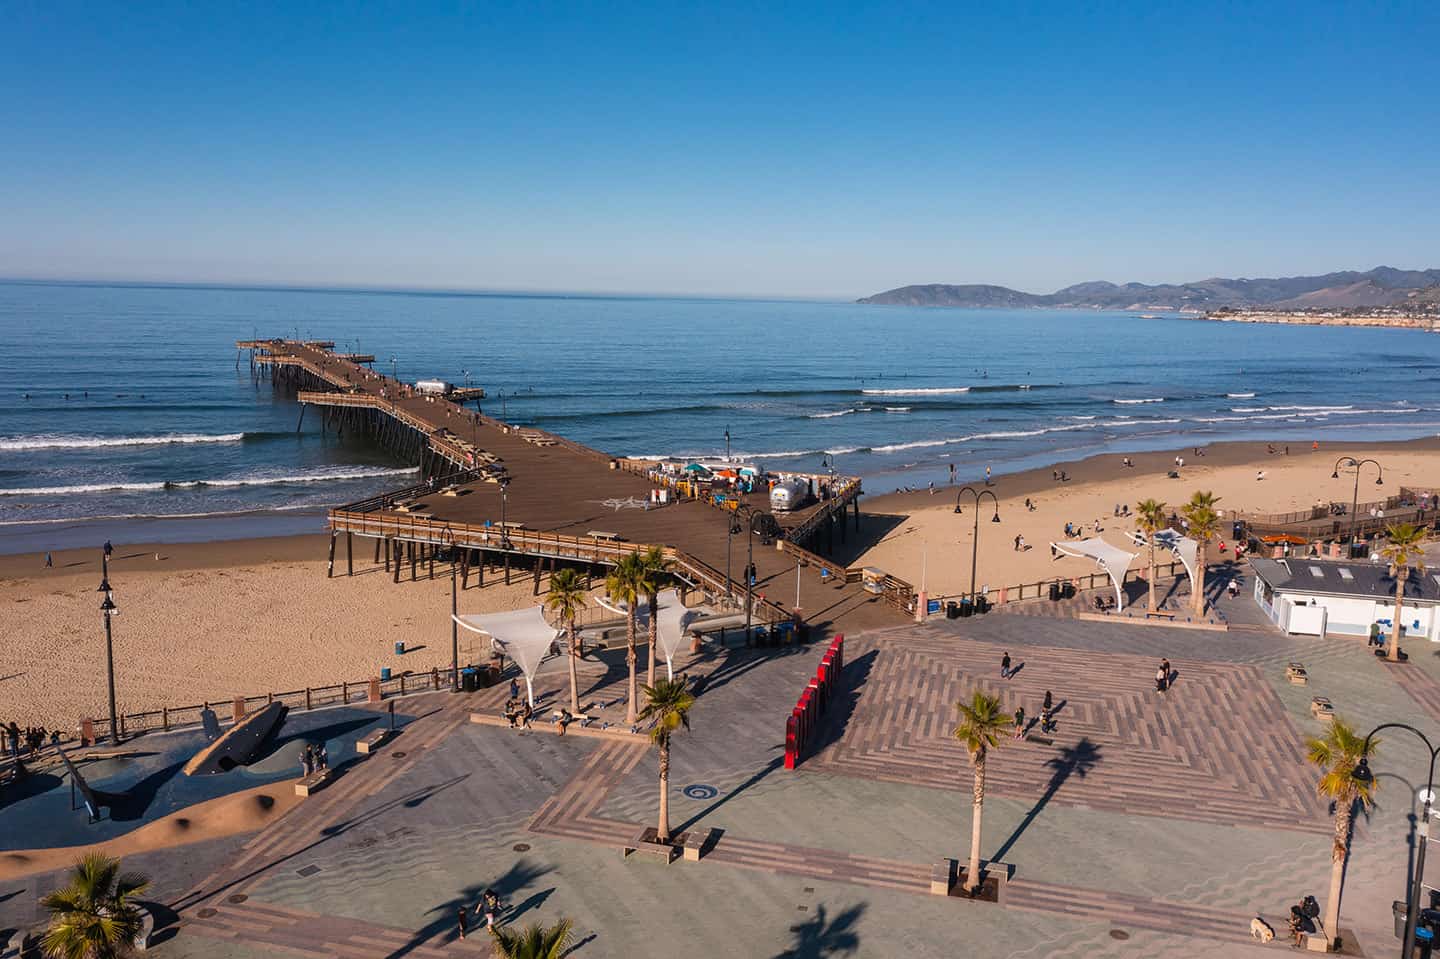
[82, 661, 489, 745]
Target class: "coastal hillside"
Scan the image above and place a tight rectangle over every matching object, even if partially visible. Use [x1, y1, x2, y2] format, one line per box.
[859, 265, 1440, 310]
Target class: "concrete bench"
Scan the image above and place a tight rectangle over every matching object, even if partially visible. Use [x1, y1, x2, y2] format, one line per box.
[1286, 663, 1309, 685]
[930, 858, 955, 896]
[682, 827, 719, 862]
[132, 904, 155, 951]
[356, 729, 391, 754]
[623, 827, 678, 865]
[295, 768, 333, 796]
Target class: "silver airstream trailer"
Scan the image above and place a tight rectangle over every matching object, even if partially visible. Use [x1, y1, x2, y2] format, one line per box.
[769, 478, 810, 512]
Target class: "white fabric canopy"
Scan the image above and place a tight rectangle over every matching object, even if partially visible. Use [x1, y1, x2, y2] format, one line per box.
[1145, 530, 1202, 603]
[453, 605, 557, 706]
[1051, 538, 1137, 611]
[596, 588, 699, 680]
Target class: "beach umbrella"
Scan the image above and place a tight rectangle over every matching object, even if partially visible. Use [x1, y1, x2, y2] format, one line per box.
[684, 463, 708, 473]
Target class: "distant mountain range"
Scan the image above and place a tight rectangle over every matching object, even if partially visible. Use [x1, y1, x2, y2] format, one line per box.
[857, 266, 1440, 311]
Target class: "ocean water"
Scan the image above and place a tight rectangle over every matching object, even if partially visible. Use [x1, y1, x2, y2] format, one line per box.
[1, 281, 1438, 528]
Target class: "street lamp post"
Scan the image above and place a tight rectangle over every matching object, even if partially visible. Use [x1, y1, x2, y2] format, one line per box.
[726, 513, 741, 599]
[450, 558, 460, 693]
[1353, 723, 1437, 958]
[1332, 456, 1383, 543]
[954, 485, 1001, 608]
[97, 559, 119, 746]
[743, 508, 765, 645]
[390, 355, 398, 383]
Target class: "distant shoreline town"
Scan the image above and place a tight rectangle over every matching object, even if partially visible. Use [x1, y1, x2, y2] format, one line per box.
[1202, 306, 1440, 331]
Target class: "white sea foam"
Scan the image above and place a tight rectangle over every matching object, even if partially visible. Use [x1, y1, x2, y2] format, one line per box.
[1226, 392, 1256, 399]
[883, 407, 911, 412]
[807, 409, 854, 419]
[0, 466, 417, 497]
[860, 387, 971, 396]
[0, 432, 247, 451]
[1113, 397, 1165, 405]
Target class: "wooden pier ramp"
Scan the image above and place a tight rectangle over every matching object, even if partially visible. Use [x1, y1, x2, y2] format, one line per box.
[238, 338, 901, 634]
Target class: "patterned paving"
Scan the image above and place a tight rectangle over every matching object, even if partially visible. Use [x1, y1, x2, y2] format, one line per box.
[806, 632, 1327, 831]
[1379, 657, 1440, 724]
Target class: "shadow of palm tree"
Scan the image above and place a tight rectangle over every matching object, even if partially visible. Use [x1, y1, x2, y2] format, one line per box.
[990, 738, 1102, 865]
[775, 902, 864, 958]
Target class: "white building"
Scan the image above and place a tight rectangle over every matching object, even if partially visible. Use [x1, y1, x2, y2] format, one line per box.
[1249, 557, 1440, 642]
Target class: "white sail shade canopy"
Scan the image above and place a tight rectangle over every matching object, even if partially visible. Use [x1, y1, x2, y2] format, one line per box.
[596, 588, 699, 680]
[453, 606, 557, 706]
[1050, 538, 1138, 611]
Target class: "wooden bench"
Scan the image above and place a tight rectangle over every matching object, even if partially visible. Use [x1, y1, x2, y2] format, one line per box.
[1145, 610, 1176, 620]
[1286, 663, 1309, 685]
[132, 904, 155, 951]
[623, 827, 678, 864]
[682, 827, 720, 862]
[356, 729, 391, 754]
[1310, 697, 1334, 723]
[295, 768, 333, 796]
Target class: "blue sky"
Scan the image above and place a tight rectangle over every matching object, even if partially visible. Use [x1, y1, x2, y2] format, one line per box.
[2, 1, 1437, 297]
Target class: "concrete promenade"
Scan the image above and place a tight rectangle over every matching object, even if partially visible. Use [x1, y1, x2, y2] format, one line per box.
[5, 607, 1436, 957]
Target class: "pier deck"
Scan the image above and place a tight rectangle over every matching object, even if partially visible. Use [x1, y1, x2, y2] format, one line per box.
[239, 339, 902, 634]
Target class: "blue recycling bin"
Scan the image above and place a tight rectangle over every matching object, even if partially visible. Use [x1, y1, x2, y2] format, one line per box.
[380, 667, 392, 681]
[394, 640, 406, 655]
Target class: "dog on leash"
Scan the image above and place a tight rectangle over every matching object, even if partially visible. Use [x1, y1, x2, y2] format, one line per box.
[1250, 916, 1275, 942]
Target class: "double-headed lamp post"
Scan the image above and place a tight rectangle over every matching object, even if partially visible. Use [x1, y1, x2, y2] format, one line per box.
[1332, 456, 1383, 542]
[450, 552, 460, 693]
[1353, 723, 1436, 958]
[954, 485, 1001, 607]
[97, 558, 120, 746]
[743, 507, 766, 644]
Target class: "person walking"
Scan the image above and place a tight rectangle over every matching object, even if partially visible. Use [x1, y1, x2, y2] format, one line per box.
[1155, 663, 1168, 693]
[1041, 690, 1054, 732]
[456, 905, 469, 941]
[1013, 706, 1027, 740]
[4, 721, 18, 757]
[1000, 652, 1012, 679]
[509, 677, 520, 701]
[478, 889, 501, 929]
[44, 552, 52, 568]
[103, 540, 113, 558]
[316, 742, 328, 770]
[1160, 658, 1171, 690]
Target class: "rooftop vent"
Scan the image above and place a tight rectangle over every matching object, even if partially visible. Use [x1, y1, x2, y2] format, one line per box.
[1309, 566, 1325, 578]
[1338, 568, 1354, 581]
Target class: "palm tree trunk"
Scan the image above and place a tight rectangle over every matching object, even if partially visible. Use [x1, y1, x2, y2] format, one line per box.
[1147, 542, 1157, 613]
[625, 610, 638, 724]
[567, 621, 580, 714]
[647, 593, 658, 688]
[1192, 542, 1207, 617]
[1390, 571, 1406, 661]
[1324, 803, 1352, 944]
[657, 739, 671, 843]
[965, 755, 986, 892]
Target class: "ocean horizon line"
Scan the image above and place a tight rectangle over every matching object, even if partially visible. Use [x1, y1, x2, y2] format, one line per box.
[0, 276, 854, 306]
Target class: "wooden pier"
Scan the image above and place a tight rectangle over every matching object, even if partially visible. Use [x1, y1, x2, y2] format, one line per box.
[238, 339, 902, 634]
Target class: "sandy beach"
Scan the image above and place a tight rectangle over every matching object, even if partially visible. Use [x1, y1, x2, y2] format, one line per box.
[852, 437, 1440, 598]
[0, 535, 566, 731]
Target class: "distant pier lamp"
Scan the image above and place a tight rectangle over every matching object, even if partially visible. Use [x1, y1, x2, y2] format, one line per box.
[500, 477, 512, 549]
[1331, 456, 1383, 541]
[953, 485, 1001, 608]
[390, 355, 398, 383]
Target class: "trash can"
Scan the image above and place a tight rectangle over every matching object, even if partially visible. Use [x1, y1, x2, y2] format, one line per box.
[461, 668, 479, 693]
[946, 602, 960, 620]
[1048, 582, 1061, 602]
[975, 596, 990, 614]
[394, 640, 406, 655]
[1351, 541, 1369, 559]
[1062, 581, 1076, 599]
[1395, 900, 1408, 939]
[959, 598, 974, 617]
[380, 667, 392, 681]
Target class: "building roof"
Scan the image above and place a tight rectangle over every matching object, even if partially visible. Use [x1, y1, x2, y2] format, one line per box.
[1250, 557, 1439, 604]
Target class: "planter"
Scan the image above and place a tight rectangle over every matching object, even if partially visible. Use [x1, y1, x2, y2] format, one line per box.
[624, 826, 681, 864]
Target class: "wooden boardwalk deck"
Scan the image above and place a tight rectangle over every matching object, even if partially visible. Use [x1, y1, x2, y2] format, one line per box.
[240, 339, 901, 635]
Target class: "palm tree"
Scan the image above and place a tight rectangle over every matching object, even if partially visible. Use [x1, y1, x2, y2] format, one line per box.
[637, 545, 671, 689]
[1180, 491, 1221, 617]
[952, 691, 1012, 894]
[1381, 523, 1428, 662]
[606, 552, 644, 724]
[40, 853, 150, 959]
[1135, 498, 1168, 613]
[638, 676, 694, 844]
[489, 918, 574, 959]
[1307, 720, 1378, 948]
[545, 568, 587, 714]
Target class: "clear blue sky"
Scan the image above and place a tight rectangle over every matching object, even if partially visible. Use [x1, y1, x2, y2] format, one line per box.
[3, 1, 1437, 298]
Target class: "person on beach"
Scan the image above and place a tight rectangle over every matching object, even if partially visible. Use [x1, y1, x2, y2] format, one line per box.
[457, 906, 469, 940]
[1014, 534, 1022, 551]
[44, 552, 52, 568]
[103, 540, 113, 558]
[1155, 664, 1168, 693]
[985, 465, 992, 485]
[1001, 652, 1012, 678]
[949, 463, 955, 484]
[1013, 706, 1026, 739]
